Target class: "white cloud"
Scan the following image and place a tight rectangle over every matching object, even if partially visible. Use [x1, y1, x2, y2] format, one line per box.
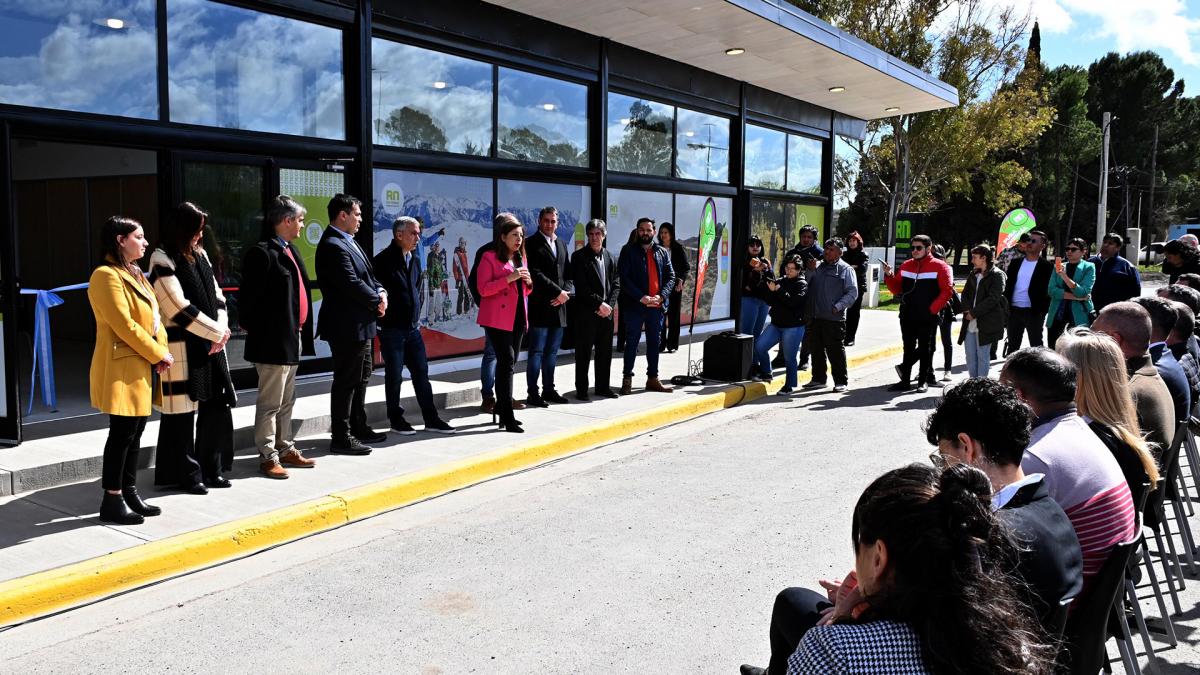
[1019, 0, 1200, 66]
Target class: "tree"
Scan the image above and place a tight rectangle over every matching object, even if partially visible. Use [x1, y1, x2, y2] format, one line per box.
[381, 106, 448, 151]
[497, 127, 586, 166]
[608, 100, 673, 174]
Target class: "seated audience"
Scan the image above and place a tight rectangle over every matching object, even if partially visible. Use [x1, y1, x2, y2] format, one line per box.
[1131, 296, 1191, 422]
[1164, 302, 1200, 403]
[925, 378, 1083, 627]
[999, 348, 1137, 582]
[1054, 327, 1162, 504]
[741, 464, 1055, 675]
[1092, 302, 1177, 455]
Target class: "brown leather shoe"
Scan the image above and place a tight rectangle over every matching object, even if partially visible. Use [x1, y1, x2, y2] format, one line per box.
[481, 397, 496, 413]
[646, 377, 674, 393]
[620, 376, 633, 396]
[280, 448, 316, 468]
[513, 400, 527, 410]
[260, 459, 289, 480]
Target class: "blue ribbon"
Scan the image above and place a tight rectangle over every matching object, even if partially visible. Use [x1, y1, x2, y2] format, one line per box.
[21, 283, 89, 413]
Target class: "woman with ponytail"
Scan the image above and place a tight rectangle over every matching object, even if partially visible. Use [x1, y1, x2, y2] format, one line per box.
[742, 464, 1054, 675]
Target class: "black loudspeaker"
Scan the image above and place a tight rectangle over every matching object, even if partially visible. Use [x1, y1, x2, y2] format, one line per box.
[702, 332, 754, 382]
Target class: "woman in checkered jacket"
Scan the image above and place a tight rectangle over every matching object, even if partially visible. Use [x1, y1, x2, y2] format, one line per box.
[743, 464, 1055, 674]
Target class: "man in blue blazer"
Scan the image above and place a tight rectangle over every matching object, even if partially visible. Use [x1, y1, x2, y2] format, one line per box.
[618, 217, 675, 395]
[316, 194, 388, 454]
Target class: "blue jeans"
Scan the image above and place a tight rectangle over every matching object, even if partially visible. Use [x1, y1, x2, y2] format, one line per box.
[963, 330, 992, 378]
[754, 323, 805, 388]
[526, 325, 564, 395]
[481, 335, 496, 398]
[740, 296, 770, 338]
[379, 326, 438, 425]
[623, 303, 665, 377]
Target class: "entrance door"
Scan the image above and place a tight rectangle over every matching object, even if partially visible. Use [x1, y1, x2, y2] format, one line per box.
[0, 125, 21, 442]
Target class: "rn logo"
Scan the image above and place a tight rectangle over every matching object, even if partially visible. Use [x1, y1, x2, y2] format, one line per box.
[381, 183, 404, 211]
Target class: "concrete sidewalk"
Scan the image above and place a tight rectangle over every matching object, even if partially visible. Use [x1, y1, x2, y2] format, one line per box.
[0, 310, 903, 625]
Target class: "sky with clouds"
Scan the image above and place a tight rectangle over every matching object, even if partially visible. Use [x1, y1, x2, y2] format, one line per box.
[1026, 0, 1200, 92]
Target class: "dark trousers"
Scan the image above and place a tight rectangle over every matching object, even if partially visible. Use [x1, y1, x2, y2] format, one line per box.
[1047, 314, 1080, 350]
[1006, 306, 1045, 354]
[768, 587, 831, 674]
[380, 325, 438, 426]
[575, 312, 615, 394]
[329, 338, 373, 440]
[197, 399, 234, 474]
[661, 290, 684, 351]
[936, 319, 953, 370]
[484, 326, 525, 418]
[808, 319, 848, 386]
[845, 292, 864, 343]
[898, 312, 938, 384]
[155, 412, 202, 487]
[622, 302, 665, 377]
[103, 415, 148, 492]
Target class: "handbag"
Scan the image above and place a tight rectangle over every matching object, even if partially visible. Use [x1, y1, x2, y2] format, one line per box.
[948, 289, 964, 315]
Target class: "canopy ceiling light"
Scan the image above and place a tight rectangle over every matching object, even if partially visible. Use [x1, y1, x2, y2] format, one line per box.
[828, 86, 846, 93]
[725, 47, 745, 56]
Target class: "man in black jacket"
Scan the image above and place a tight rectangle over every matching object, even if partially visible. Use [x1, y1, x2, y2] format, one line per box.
[1003, 229, 1053, 354]
[524, 206, 573, 407]
[571, 219, 620, 401]
[925, 377, 1083, 628]
[373, 216, 455, 436]
[239, 195, 317, 479]
[315, 193, 387, 455]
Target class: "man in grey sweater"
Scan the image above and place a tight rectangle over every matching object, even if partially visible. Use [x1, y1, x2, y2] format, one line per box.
[802, 238, 859, 392]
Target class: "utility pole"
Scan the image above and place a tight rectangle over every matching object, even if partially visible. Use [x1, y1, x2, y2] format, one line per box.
[1148, 123, 1159, 240]
[1096, 112, 1111, 246]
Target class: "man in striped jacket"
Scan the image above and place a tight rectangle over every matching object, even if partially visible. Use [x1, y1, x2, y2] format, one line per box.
[883, 234, 954, 392]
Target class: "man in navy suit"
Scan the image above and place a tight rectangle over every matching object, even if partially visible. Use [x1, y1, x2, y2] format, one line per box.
[618, 217, 675, 395]
[373, 216, 455, 436]
[316, 194, 388, 454]
[525, 206, 573, 407]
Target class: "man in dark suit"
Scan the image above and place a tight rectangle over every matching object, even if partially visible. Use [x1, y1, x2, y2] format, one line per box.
[925, 377, 1083, 629]
[570, 218, 620, 401]
[618, 217, 676, 395]
[524, 206, 573, 407]
[373, 216, 455, 436]
[239, 195, 317, 479]
[1003, 229, 1053, 353]
[315, 193, 387, 455]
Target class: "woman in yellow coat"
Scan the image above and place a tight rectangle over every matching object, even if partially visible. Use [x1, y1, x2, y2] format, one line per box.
[88, 216, 173, 525]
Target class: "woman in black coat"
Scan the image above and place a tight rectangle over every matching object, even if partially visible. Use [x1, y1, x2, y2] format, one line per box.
[658, 222, 691, 352]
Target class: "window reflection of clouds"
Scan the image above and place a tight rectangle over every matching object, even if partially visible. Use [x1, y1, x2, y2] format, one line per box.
[371, 39, 491, 155]
[168, 0, 344, 139]
[498, 67, 588, 167]
[0, 1, 156, 118]
[675, 108, 729, 183]
[787, 134, 823, 194]
[745, 124, 786, 189]
[497, 179, 591, 246]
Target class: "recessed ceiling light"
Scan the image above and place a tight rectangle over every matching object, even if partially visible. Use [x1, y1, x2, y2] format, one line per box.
[432, 81, 447, 89]
[885, 107, 901, 112]
[101, 18, 125, 29]
[542, 103, 556, 111]
[828, 86, 846, 93]
[619, 118, 631, 125]
[725, 47, 746, 56]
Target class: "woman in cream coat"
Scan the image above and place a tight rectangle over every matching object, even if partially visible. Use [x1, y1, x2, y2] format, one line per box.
[88, 216, 172, 525]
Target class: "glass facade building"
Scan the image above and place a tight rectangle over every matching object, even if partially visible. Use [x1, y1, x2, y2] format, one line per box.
[0, 0, 853, 441]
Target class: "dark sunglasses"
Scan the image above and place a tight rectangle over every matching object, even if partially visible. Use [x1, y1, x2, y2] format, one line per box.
[1065, 247, 1080, 252]
[912, 245, 926, 251]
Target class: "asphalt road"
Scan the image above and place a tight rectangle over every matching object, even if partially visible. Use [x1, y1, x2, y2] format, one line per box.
[3, 356, 1197, 674]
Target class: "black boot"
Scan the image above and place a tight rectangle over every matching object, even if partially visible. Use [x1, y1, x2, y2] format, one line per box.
[496, 404, 524, 433]
[122, 487, 162, 517]
[100, 492, 144, 525]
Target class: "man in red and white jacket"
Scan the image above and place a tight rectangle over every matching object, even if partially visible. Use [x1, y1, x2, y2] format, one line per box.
[883, 234, 954, 392]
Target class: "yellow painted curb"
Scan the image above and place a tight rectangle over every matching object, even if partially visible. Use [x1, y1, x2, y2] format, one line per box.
[0, 342, 903, 627]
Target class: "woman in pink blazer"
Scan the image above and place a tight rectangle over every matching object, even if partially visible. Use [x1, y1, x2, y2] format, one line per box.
[476, 214, 532, 432]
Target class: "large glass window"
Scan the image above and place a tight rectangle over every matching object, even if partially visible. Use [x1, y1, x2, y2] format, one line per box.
[371, 40, 492, 155]
[372, 168, 493, 358]
[497, 67, 588, 167]
[751, 198, 826, 273]
[675, 109, 729, 183]
[787, 135, 823, 194]
[0, 1, 157, 119]
[675, 194, 732, 321]
[606, 188, 672, 243]
[744, 124, 787, 190]
[607, 93, 672, 176]
[497, 180, 591, 250]
[168, 0, 344, 139]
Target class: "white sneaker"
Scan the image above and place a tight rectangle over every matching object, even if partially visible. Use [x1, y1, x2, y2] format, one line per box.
[833, 384, 848, 393]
